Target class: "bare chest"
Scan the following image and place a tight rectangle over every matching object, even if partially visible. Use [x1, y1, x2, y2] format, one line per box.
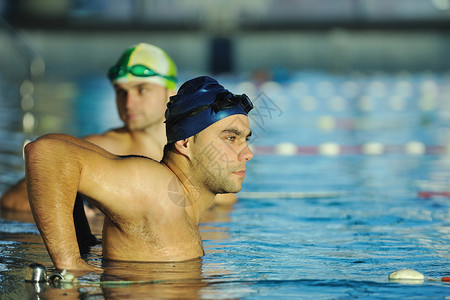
[102, 216, 204, 262]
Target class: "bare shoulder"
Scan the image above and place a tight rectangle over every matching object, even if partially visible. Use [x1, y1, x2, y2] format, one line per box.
[115, 156, 176, 200]
[80, 156, 179, 219]
[84, 128, 129, 153]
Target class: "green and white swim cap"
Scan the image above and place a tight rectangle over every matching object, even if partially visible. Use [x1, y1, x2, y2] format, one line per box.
[107, 43, 178, 90]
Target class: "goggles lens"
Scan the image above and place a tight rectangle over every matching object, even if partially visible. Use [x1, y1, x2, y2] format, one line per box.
[212, 92, 253, 114]
[107, 64, 177, 83]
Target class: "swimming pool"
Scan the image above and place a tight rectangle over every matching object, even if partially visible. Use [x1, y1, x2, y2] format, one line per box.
[1, 71, 450, 299]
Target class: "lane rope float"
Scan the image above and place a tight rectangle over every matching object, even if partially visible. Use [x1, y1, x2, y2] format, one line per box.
[418, 191, 450, 198]
[388, 269, 450, 283]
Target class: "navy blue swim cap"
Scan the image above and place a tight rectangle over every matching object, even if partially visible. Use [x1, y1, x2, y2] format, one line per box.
[165, 76, 253, 143]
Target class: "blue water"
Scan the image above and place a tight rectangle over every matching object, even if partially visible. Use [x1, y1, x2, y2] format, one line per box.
[1, 71, 450, 299]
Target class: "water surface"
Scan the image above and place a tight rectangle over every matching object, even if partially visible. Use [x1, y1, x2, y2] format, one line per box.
[1, 72, 450, 299]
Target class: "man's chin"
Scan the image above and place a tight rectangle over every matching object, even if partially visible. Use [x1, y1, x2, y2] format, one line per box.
[126, 123, 145, 131]
[220, 184, 242, 195]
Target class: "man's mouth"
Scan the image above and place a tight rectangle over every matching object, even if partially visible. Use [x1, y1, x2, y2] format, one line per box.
[233, 169, 246, 177]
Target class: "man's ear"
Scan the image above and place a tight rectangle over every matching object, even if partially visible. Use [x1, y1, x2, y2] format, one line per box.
[174, 138, 191, 158]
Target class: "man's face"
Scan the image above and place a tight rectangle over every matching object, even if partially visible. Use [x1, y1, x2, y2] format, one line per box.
[189, 114, 254, 194]
[114, 81, 170, 131]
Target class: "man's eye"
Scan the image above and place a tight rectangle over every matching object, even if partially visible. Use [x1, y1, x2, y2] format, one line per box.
[138, 88, 148, 95]
[226, 136, 236, 142]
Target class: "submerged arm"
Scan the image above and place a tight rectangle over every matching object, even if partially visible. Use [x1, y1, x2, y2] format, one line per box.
[0, 178, 30, 211]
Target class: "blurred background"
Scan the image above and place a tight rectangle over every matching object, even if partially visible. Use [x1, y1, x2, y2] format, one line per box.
[3, 0, 450, 77]
[1, 0, 450, 170]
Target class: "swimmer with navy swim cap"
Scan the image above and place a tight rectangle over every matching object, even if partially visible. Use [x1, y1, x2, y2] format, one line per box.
[107, 43, 178, 90]
[165, 76, 253, 143]
[25, 73, 254, 270]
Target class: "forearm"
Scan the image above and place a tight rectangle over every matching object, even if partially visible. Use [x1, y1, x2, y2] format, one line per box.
[24, 136, 92, 270]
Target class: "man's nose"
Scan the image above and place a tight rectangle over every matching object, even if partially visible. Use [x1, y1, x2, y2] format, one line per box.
[125, 92, 138, 108]
[239, 143, 254, 162]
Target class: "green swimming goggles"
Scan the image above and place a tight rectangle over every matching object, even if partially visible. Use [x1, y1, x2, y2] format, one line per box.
[107, 64, 177, 83]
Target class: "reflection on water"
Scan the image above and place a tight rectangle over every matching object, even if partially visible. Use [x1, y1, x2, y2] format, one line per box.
[27, 258, 209, 299]
[100, 259, 205, 299]
[0, 208, 235, 299]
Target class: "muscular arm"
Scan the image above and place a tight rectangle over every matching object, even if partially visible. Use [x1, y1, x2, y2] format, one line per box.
[25, 133, 166, 270]
[25, 134, 120, 271]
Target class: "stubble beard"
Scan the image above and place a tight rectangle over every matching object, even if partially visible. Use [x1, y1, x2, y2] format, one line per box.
[200, 166, 242, 195]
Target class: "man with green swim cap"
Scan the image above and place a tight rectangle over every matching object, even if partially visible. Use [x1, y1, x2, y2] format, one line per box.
[1, 43, 178, 211]
[25, 76, 254, 271]
[88, 42, 178, 160]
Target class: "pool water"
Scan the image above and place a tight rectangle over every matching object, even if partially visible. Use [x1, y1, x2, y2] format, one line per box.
[1, 71, 450, 299]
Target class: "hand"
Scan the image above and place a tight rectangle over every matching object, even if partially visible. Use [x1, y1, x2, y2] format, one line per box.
[55, 257, 103, 273]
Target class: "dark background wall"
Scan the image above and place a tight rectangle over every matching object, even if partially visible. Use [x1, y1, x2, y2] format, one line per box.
[1, 0, 450, 80]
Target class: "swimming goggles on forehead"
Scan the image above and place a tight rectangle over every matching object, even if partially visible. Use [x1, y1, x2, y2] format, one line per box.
[166, 92, 253, 126]
[107, 64, 177, 83]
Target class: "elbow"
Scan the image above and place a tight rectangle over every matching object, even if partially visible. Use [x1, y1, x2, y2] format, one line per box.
[24, 139, 43, 165]
[24, 140, 38, 165]
[24, 135, 82, 178]
[24, 136, 55, 167]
